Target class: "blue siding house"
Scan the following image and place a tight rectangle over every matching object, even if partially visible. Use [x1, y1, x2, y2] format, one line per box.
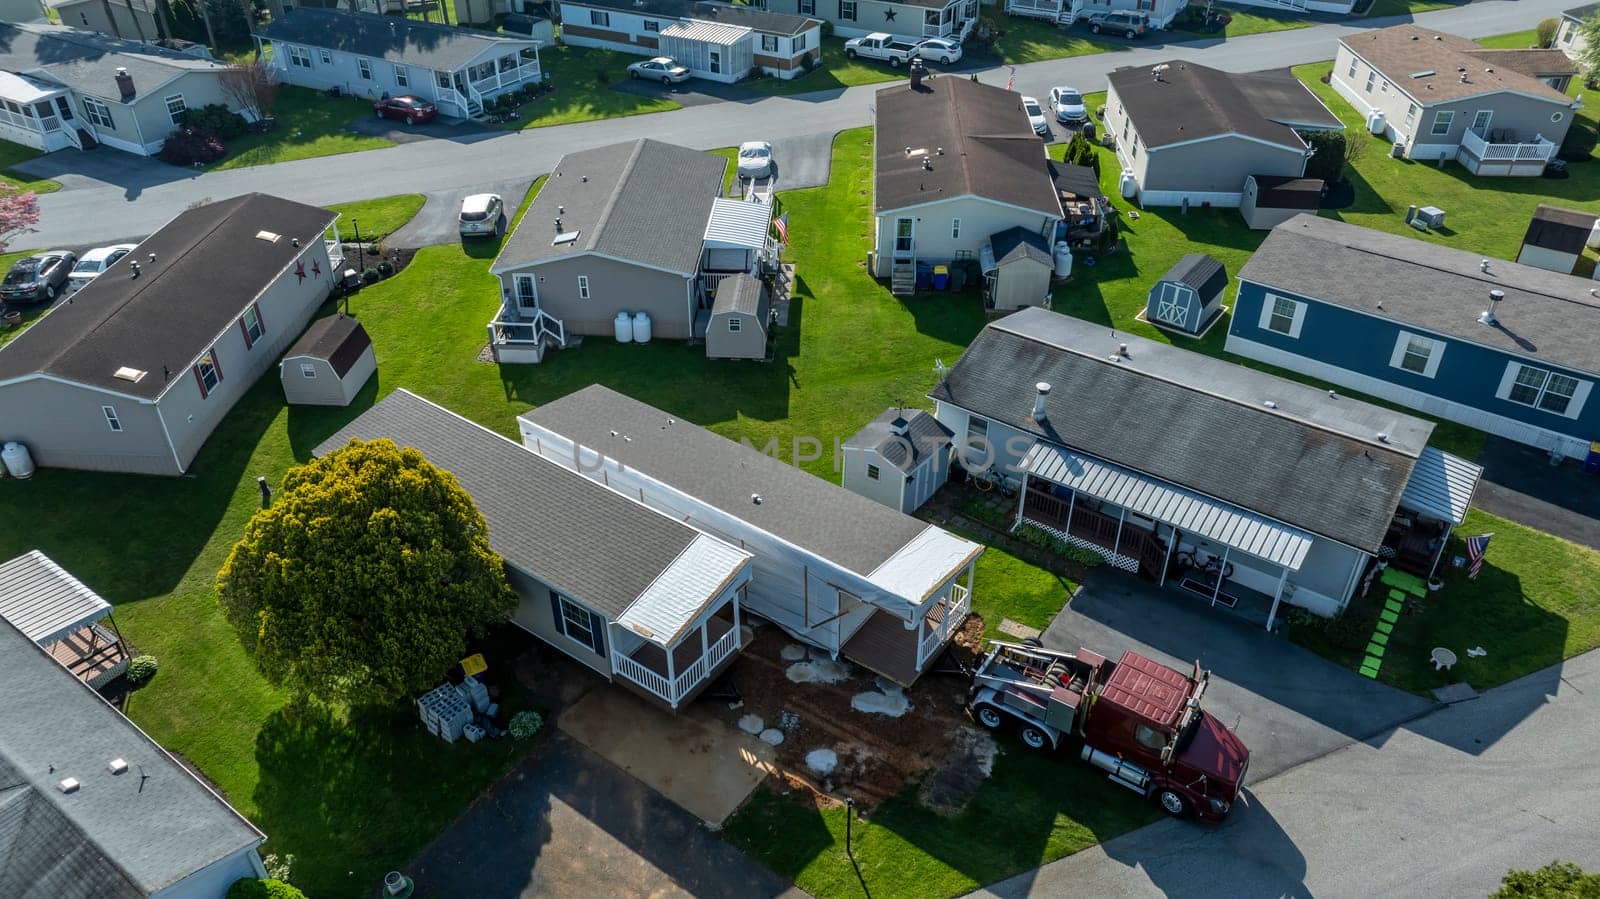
[1228, 214, 1600, 459]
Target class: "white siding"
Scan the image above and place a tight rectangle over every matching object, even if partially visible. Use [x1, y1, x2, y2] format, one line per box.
[874, 196, 1057, 270]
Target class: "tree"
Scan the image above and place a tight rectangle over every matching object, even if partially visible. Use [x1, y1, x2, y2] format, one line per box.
[1536, 18, 1559, 49]
[1579, 13, 1600, 76]
[219, 60, 278, 121]
[0, 189, 40, 255]
[1298, 129, 1350, 185]
[1062, 133, 1100, 176]
[1492, 860, 1600, 898]
[216, 439, 518, 704]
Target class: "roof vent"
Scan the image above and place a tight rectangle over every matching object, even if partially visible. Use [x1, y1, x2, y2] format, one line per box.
[751, 493, 763, 505]
[58, 778, 80, 794]
[107, 758, 128, 775]
[129, 261, 140, 278]
[147, 252, 156, 263]
[581, 175, 588, 183]
[1484, 66, 1494, 74]
[1409, 70, 1434, 79]
[1118, 342, 1128, 356]
[936, 147, 944, 155]
[1434, 34, 1443, 40]
[113, 366, 146, 383]
[1459, 72, 1469, 83]
[1328, 389, 1338, 398]
[1480, 258, 1490, 272]
[558, 205, 565, 215]
[922, 157, 933, 171]
[1481, 288, 1505, 325]
[256, 230, 281, 243]
[1377, 432, 1389, 443]
[1263, 400, 1278, 409]
[1032, 382, 1051, 421]
[552, 231, 580, 246]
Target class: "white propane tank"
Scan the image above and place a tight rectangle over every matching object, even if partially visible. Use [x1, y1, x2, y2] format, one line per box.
[632, 310, 652, 344]
[1053, 242, 1073, 278]
[1119, 171, 1138, 200]
[613, 310, 634, 343]
[2, 442, 34, 479]
[1366, 110, 1386, 135]
[1588, 218, 1600, 249]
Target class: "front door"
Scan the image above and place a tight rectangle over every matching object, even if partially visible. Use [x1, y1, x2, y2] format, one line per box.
[514, 274, 538, 315]
[710, 50, 722, 74]
[894, 217, 915, 258]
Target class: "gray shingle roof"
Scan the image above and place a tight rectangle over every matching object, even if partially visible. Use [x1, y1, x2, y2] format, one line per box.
[989, 226, 1052, 266]
[711, 273, 766, 316]
[0, 22, 231, 101]
[929, 307, 1431, 552]
[844, 408, 952, 474]
[1239, 214, 1600, 376]
[0, 616, 262, 897]
[874, 77, 1062, 218]
[0, 194, 336, 399]
[1564, 2, 1600, 22]
[520, 385, 935, 576]
[1108, 62, 1338, 150]
[1249, 175, 1322, 210]
[255, 8, 537, 70]
[315, 389, 700, 617]
[1159, 253, 1228, 299]
[493, 139, 726, 276]
[1522, 204, 1596, 256]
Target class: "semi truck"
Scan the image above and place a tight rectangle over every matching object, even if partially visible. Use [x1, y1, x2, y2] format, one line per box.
[968, 640, 1250, 822]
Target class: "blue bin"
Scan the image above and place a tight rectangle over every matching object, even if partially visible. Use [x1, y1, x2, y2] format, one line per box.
[915, 262, 933, 290]
[1584, 442, 1600, 474]
[932, 265, 950, 291]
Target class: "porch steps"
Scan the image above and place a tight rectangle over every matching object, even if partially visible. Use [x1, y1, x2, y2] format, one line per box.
[891, 262, 916, 296]
[75, 128, 97, 150]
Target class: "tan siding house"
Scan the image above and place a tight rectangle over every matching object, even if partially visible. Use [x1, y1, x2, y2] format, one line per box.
[50, 0, 162, 41]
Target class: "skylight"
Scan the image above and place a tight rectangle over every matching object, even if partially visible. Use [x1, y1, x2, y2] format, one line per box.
[255, 230, 281, 243]
[552, 231, 581, 246]
[113, 366, 147, 382]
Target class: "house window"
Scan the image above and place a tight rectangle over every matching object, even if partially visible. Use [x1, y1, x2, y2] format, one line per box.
[1471, 110, 1492, 133]
[288, 45, 313, 69]
[1430, 110, 1454, 136]
[762, 34, 778, 52]
[102, 405, 122, 432]
[395, 65, 409, 87]
[1502, 363, 1586, 416]
[644, 19, 659, 31]
[792, 33, 807, 51]
[963, 415, 989, 467]
[514, 274, 537, 308]
[1562, 23, 1574, 43]
[839, 0, 856, 20]
[240, 304, 264, 347]
[554, 593, 604, 655]
[81, 97, 114, 129]
[300, 362, 317, 378]
[590, 9, 610, 25]
[799, 0, 814, 12]
[1346, 57, 1357, 79]
[1389, 331, 1443, 377]
[867, 463, 880, 480]
[577, 275, 590, 299]
[729, 317, 743, 332]
[1364, 71, 1375, 93]
[1379, 80, 1389, 94]
[164, 94, 186, 126]
[436, 71, 452, 89]
[79, 12, 87, 24]
[1405, 102, 1417, 124]
[358, 58, 373, 80]
[710, 50, 721, 73]
[951, 218, 961, 239]
[1261, 294, 1305, 338]
[1131, 138, 1138, 159]
[194, 349, 222, 397]
[893, 217, 913, 255]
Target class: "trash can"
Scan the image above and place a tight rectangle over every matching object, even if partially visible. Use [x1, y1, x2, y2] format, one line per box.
[1584, 441, 1600, 474]
[915, 262, 933, 290]
[932, 264, 950, 291]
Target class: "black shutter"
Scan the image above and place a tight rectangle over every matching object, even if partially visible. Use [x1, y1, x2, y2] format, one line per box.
[549, 591, 565, 638]
[589, 609, 606, 658]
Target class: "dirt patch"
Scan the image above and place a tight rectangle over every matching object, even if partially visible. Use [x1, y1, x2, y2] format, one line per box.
[711, 615, 990, 812]
[919, 725, 1000, 814]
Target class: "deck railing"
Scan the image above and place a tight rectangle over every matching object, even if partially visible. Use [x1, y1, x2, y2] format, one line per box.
[671, 625, 741, 699]
[613, 652, 673, 702]
[917, 582, 971, 669]
[1460, 128, 1556, 163]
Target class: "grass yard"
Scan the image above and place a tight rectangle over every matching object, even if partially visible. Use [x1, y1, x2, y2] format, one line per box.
[497, 45, 681, 130]
[1169, 4, 1314, 40]
[209, 87, 394, 171]
[1474, 30, 1542, 50]
[326, 194, 428, 240]
[0, 141, 61, 195]
[965, 534, 1078, 640]
[1363, 0, 1461, 17]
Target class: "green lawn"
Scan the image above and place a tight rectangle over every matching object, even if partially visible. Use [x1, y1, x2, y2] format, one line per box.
[965, 534, 1078, 640]
[326, 194, 427, 240]
[210, 87, 394, 171]
[1364, 0, 1461, 17]
[1474, 30, 1541, 50]
[1170, 4, 1314, 40]
[0, 141, 61, 195]
[497, 45, 680, 130]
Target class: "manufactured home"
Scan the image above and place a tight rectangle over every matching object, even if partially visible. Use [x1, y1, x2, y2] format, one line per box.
[559, 0, 822, 81]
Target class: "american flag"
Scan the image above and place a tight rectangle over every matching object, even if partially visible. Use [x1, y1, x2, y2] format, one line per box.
[1465, 533, 1493, 579]
[1006, 67, 1016, 92]
[773, 212, 789, 243]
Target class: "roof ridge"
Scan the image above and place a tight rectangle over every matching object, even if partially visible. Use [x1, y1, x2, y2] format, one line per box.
[590, 139, 648, 251]
[3, 21, 197, 66]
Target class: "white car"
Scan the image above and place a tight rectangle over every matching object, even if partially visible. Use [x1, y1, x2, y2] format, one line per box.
[627, 57, 691, 85]
[738, 141, 773, 180]
[459, 193, 505, 238]
[67, 243, 137, 290]
[1021, 96, 1049, 137]
[916, 37, 963, 65]
[1048, 86, 1087, 125]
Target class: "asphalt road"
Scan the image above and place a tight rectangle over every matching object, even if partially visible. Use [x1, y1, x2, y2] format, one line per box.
[20, 0, 1575, 248]
[972, 649, 1600, 898]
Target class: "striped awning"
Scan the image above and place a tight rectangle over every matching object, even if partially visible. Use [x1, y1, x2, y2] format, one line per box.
[1023, 442, 1314, 570]
[1399, 446, 1482, 525]
[660, 20, 750, 44]
[703, 197, 772, 252]
[0, 551, 112, 646]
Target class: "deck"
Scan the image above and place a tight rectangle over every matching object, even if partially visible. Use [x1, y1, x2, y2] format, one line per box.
[842, 600, 959, 687]
[627, 614, 736, 681]
[614, 609, 743, 712]
[47, 624, 129, 689]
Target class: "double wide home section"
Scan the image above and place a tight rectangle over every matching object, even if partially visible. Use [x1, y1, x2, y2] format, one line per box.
[519, 386, 983, 686]
[318, 390, 755, 711]
[560, 0, 822, 81]
[1230, 214, 1600, 460]
[761, 0, 975, 40]
[931, 308, 1481, 629]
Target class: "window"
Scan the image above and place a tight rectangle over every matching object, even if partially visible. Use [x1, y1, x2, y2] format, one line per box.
[164, 94, 186, 126]
[1430, 110, 1454, 136]
[1131, 137, 1138, 159]
[644, 18, 659, 31]
[792, 33, 807, 51]
[589, 9, 610, 25]
[1389, 331, 1443, 378]
[893, 217, 913, 255]
[710, 50, 721, 74]
[553, 594, 604, 656]
[1261, 294, 1305, 338]
[867, 463, 881, 480]
[514, 274, 537, 308]
[394, 65, 409, 87]
[577, 275, 590, 299]
[102, 405, 122, 432]
[240, 304, 264, 347]
[1364, 71, 1375, 93]
[81, 96, 113, 129]
[1133, 724, 1167, 751]
[288, 45, 313, 69]
[358, 58, 372, 80]
[951, 218, 961, 240]
[728, 317, 743, 332]
[79, 12, 87, 24]
[436, 71, 452, 89]
[194, 349, 222, 397]
[1471, 109, 1492, 132]
[1405, 102, 1417, 125]
[762, 34, 778, 52]
[799, 0, 814, 12]
[1379, 80, 1389, 94]
[839, 0, 856, 20]
[1553, 111, 1566, 124]
[1499, 363, 1590, 417]
[1346, 57, 1357, 79]
[1562, 23, 1574, 43]
[962, 415, 989, 467]
[299, 362, 317, 379]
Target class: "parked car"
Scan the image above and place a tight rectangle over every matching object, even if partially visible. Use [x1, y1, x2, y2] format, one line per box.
[1082, 10, 1149, 37]
[67, 243, 137, 291]
[1, 251, 76, 304]
[1048, 86, 1087, 125]
[843, 32, 920, 67]
[737, 141, 774, 180]
[627, 57, 692, 84]
[916, 37, 963, 64]
[1021, 96, 1049, 137]
[459, 194, 506, 238]
[373, 95, 438, 125]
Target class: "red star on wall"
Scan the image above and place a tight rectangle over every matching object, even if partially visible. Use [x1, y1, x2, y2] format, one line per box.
[311, 260, 322, 278]
[294, 261, 306, 283]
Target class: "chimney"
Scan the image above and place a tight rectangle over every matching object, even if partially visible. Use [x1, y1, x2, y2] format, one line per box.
[114, 67, 135, 101]
[1481, 289, 1505, 325]
[1032, 382, 1051, 421]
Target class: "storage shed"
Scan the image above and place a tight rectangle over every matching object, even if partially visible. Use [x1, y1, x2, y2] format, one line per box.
[280, 314, 376, 407]
[659, 19, 754, 83]
[1146, 253, 1228, 335]
[1516, 204, 1599, 276]
[982, 227, 1054, 311]
[705, 273, 770, 360]
[1240, 175, 1323, 230]
[842, 409, 954, 514]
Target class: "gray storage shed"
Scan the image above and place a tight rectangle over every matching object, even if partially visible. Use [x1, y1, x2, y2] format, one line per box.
[1146, 253, 1228, 335]
[705, 273, 770, 360]
[982, 227, 1054, 311]
[1240, 175, 1323, 231]
[841, 409, 954, 514]
[280, 314, 376, 407]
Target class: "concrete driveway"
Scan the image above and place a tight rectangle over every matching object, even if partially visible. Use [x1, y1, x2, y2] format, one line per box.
[1042, 570, 1435, 782]
[1473, 435, 1600, 550]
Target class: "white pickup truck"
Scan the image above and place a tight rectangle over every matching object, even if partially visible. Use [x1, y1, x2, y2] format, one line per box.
[843, 33, 920, 67]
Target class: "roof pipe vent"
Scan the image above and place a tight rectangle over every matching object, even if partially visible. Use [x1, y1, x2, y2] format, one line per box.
[129, 261, 141, 278]
[1032, 382, 1051, 421]
[922, 157, 933, 171]
[1480, 258, 1490, 272]
[1377, 432, 1390, 443]
[1263, 400, 1278, 409]
[1481, 289, 1505, 325]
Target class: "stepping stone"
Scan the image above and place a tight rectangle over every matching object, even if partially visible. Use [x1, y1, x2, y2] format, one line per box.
[1375, 620, 1395, 635]
[779, 643, 807, 662]
[1369, 631, 1390, 647]
[737, 714, 765, 735]
[1379, 609, 1400, 625]
[1387, 589, 1407, 602]
[759, 728, 785, 746]
[1365, 641, 1386, 657]
[1359, 661, 1381, 678]
[998, 618, 1042, 640]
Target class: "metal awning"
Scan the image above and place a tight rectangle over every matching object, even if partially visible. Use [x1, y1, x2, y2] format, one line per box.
[618, 534, 752, 646]
[660, 20, 750, 44]
[703, 197, 772, 252]
[0, 551, 112, 645]
[1399, 446, 1482, 525]
[1023, 443, 1314, 570]
[0, 71, 61, 104]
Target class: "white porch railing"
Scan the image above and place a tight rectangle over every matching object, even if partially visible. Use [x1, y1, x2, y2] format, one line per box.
[916, 582, 971, 670]
[1458, 128, 1557, 172]
[671, 625, 741, 699]
[613, 652, 673, 701]
[1005, 0, 1064, 19]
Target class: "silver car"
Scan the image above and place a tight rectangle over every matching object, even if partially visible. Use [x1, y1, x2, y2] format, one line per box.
[627, 57, 692, 85]
[459, 194, 505, 238]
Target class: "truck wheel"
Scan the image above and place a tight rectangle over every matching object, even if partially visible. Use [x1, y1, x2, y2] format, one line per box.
[973, 704, 1005, 730]
[1155, 789, 1189, 818]
[846, 48, 858, 59]
[1090, 23, 1102, 33]
[1022, 636, 1044, 648]
[1124, 28, 1136, 39]
[890, 57, 902, 68]
[1018, 724, 1051, 751]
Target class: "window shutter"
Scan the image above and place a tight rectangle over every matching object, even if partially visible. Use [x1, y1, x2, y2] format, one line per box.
[589, 609, 606, 657]
[1564, 380, 1593, 420]
[193, 365, 208, 398]
[211, 350, 223, 383]
[1494, 362, 1521, 401]
[1256, 294, 1277, 331]
[549, 591, 564, 637]
[1388, 332, 1411, 370]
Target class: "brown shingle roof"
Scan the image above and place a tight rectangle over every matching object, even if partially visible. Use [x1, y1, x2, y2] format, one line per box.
[1341, 25, 1574, 105]
[1521, 204, 1597, 256]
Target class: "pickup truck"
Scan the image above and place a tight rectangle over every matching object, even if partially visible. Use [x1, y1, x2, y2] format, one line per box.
[968, 640, 1250, 822]
[843, 33, 920, 67]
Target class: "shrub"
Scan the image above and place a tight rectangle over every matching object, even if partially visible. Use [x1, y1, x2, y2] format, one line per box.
[160, 126, 227, 166]
[226, 879, 307, 899]
[1013, 523, 1104, 567]
[594, 67, 611, 85]
[186, 103, 249, 139]
[361, 268, 380, 285]
[1536, 17, 1559, 48]
[509, 710, 543, 739]
[377, 260, 395, 276]
[1322, 612, 1370, 651]
[1063, 133, 1099, 176]
[1299, 129, 1349, 184]
[820, 20, 832, 38]
[262, 853, 294, 882]
[126, 655, 158, 686]
[800, 51, 817, 72]
[1493, 860, 1600, 898]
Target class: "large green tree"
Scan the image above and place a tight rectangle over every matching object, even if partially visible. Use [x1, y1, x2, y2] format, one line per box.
[1493, 861, 1600, 898]
[218, 439, 517, 704]
[1580, 14, 1600, 75]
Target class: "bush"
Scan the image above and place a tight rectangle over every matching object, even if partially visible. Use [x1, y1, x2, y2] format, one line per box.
[377, 260, 394, 276]
[1299, 129, 1349, 185]
[1063, 133, 1100, 176]
[509, 710, 543, 739]
[1493, 860, 1600, 898]
[226, 879, 307, 899]
[1536, 17, 1559, 48]
[1322, 612, 1371, 652]
[820, 20, 832, 38]
[1013, 523, 1104, 567]
[126, 655, 158, 686]
[261, 853, 294, 882]
[594, 67, 610, 85]
[160, 126, 227, 166]
[801, 51, 817, 72]
[361, 268, 380, 285]
[186, 103, 249, 139]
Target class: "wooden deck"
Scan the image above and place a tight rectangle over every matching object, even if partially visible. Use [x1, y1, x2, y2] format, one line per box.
[47, 624, 129, 688]
[841, 600, 957, 687]
[627, 614, 736, 680]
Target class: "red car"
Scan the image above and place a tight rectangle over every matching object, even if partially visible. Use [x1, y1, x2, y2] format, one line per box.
[373, 95, 438, 125]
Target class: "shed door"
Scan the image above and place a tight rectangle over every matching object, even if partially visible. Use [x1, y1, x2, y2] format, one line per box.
[1154, 283, 1192, 329]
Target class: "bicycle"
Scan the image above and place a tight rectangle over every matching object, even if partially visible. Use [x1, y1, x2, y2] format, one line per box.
[1175, 548, 1233, 582]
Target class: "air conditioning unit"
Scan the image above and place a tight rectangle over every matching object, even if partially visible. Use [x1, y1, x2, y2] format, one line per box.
[1390, 140, 1407, 158]
[1415, 207, 1446, 229]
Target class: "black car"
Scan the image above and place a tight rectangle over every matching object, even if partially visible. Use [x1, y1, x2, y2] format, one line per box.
[1, 251, 77, 304]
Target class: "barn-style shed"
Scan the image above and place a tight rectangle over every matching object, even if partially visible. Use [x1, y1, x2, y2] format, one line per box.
[1146, 253, 1228, 336]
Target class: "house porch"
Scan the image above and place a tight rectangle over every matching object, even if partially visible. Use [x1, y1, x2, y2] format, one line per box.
[609, 597, 745, 711]
[1456, 128, 1558, 177]
[0, 73, 83, 153]
[840, 571, 972, 685]
[46, 622, 130, 689]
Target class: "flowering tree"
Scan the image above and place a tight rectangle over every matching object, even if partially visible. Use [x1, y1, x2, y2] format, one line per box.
[0, 188, 40, 255]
